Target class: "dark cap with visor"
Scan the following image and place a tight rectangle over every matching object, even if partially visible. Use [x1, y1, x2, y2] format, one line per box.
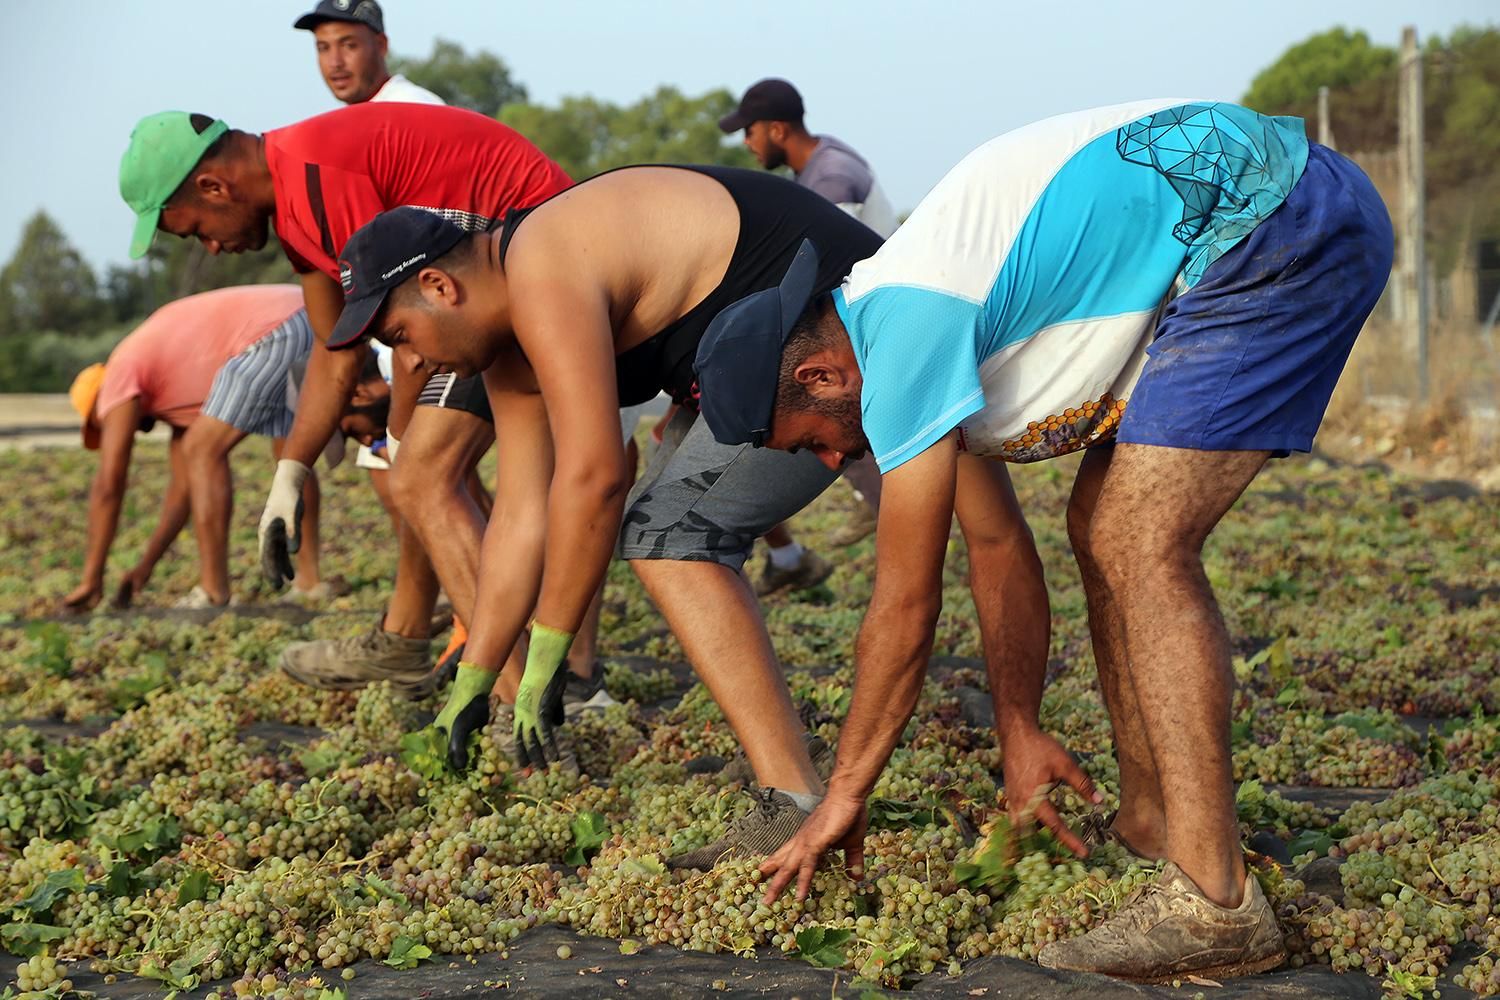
[327, 207, 467, 350]
[294, 0, 385, 33]
[717, 78, 805, 133]
[693, 239, 820, 447]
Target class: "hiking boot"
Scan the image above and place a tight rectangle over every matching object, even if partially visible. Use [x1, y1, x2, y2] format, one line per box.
[719, 733, 834, 786]
[174, 585, 229, 610]
[753, 549, 833, 597]
[563, 661, 619, 716]
[1036, 862, 1286, 982]
[666, 788, 811, 870]
[279, 623, 437, 699]
[1078, 810, 1158, 862]
[829, 504, 879, 547]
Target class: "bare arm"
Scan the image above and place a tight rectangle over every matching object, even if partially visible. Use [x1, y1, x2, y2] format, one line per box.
[280, 271, 361, 466]
[954, 455, 1049, 733]
[822, 435, 960, 802]
[76, 401, 141, 587]
[507, 273, 629, 636]
[759, 435, 959, 900]
[954, 454, 1098, 851]
[463, 360, 556, 685]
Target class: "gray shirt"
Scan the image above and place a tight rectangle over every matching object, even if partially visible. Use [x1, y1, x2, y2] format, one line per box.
[795, 135, 898, 237]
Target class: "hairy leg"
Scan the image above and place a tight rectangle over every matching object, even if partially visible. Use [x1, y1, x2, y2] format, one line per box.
[842, 454, 883, 510]
[1067, 445, 1165, 854]
[634, 558, 822, 795]
[367, 467, 401, 537]
[389, 405, 493, 636]
[183, 416, 249, 604]
[1090, 443, 1269, 905]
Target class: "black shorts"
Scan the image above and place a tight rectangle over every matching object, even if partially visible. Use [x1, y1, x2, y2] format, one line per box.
[416, 372, 493, 423]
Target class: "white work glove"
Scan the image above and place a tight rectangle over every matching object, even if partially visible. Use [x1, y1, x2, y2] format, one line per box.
[385, 431, 401, 465]
[259, 459, 310, 589]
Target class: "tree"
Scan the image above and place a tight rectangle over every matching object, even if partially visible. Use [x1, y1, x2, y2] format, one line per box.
[1243, 28, 1397, 112]
[0, 211, 105, 336]
[391, 39, 527, 118]
[501, 86, 754, 181]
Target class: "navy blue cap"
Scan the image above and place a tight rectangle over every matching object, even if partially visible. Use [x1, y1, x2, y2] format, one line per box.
[694, 239, 819, 447]
[327, 207, 467, 350]
[294, 0, 385, 33]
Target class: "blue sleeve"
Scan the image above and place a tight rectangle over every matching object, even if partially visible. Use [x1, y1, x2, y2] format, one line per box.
[840, 287, 987, 473]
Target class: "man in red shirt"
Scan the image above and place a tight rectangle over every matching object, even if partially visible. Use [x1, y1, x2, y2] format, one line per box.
[117, 104, 571, 689]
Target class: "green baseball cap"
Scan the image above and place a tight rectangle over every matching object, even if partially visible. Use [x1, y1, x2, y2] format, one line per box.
[119, 111, 229, 259]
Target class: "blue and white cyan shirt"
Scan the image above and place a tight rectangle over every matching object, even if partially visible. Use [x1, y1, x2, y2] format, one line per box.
[835, 100, 1309, 472]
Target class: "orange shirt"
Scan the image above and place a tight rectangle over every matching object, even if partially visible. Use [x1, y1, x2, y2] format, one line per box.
[96, 285, 306, 428]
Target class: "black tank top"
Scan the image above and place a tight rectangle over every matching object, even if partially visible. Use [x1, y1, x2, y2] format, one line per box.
[497, 164, 884, 406]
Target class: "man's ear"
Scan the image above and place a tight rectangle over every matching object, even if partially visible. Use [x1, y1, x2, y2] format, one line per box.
[416, 266, 460, 307]
[193, 170, 231, 204]
[794, 352, 854, 400]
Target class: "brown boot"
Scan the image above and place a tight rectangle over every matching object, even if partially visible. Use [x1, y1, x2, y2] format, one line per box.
[1036, 862, 1285, 982]
[665, 789, 811, 870]
[278, 622, 436, 698]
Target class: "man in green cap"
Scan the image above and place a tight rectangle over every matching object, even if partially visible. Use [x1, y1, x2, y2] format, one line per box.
[118, 104, 572, 693]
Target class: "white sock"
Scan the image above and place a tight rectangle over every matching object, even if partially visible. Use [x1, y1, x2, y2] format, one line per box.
[768, 541, 804, 570]
[777, 789, 823, 813]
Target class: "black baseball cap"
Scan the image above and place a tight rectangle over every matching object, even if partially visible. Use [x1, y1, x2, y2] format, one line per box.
[717, 78, 805, 133]
[294, 0, 385, 33]
[694, 239, 820, 447]
[327, 207, 467, 350]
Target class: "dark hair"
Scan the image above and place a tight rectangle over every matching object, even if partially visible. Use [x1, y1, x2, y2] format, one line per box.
[167, 115, 235, 205]
[774, 293, 842, 415]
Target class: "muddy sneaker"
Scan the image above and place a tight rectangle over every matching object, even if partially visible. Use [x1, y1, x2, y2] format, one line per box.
[1036, 862, 1286, 982]
[829, 504, 879, 547]
[1078, 810, 1158, 862]
[666, 788, 811, 870]
[563, 661, 619, 716]
[719, 733, 834, 786]
[174, 585, 229, 610]
[753, 549, 833, 597]
[279, 623, 437, 699]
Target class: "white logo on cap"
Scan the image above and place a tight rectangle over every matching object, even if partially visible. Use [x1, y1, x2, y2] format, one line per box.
[381, 253, 427, 281]
[334, 0, 351, 9]
[339, 261, 354, 292]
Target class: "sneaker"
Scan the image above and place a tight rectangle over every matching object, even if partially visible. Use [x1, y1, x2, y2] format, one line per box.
[1078, 810, 1158, 862]
[719, 733, 834, 786]
[666, 788, 811, 870]
[1035, 861, 1286, 982]
[174, 585, 229, 610]
[278, 622, 437, 698]
[563, 661, 619, 716]
[753, 549, 833, 598]
[829, 504, 879, 547]
[276, 578, 352, 606]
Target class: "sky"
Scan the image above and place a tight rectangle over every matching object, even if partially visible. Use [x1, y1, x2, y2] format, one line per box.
[0, 0, 1493, 273]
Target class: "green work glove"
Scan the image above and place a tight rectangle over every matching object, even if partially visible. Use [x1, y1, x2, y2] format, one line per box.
[513, 623, 573, 768]
[435, 662, 498, 773]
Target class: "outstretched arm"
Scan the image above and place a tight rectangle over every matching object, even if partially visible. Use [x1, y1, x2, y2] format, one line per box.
[259, 272, 358, 588]
[63, 399, 141, 612]
[432, 355, 557, 770]
[115, 427, 192, 607]
[955, 455, 1097, 852]
[760, 434, 960, 901]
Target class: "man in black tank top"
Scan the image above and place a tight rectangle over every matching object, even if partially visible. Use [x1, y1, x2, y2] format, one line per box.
[326, 167, 882, 865]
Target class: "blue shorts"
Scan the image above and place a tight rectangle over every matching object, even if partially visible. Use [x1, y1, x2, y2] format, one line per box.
[1117, 143, 1394, 454]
